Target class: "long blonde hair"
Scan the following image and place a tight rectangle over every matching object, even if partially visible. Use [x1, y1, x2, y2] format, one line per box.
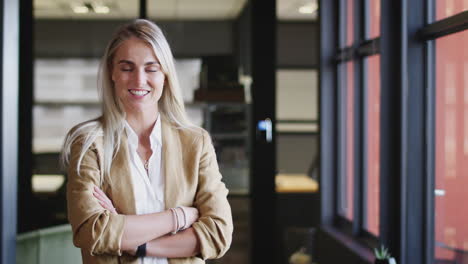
[61, 19, 196, 181]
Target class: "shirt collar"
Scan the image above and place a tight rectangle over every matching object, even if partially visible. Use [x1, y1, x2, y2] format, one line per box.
[150, 115, 162, 148]
[124, 114, 162, 151]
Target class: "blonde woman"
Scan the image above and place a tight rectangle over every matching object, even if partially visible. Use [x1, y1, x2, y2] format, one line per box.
[62, 19, 233, 264]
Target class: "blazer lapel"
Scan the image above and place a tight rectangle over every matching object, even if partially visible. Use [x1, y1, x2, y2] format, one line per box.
[162, 118, 183, 209]
[108, 133, 137, 215]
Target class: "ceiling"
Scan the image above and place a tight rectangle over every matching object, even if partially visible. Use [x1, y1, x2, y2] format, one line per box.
[34, 0, 318, 21]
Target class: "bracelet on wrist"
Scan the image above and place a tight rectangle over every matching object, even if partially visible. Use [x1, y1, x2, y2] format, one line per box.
[169, 208, 179, 234]
[176, 206, 187, 230]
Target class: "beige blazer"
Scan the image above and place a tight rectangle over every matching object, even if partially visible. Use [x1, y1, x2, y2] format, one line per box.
[66, 118, 233, 264]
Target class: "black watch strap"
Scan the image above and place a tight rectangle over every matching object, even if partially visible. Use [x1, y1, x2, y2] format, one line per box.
[136, 243, 147, 257]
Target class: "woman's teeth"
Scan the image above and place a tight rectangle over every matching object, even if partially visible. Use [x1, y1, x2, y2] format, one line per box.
[129, 90, 149, 96]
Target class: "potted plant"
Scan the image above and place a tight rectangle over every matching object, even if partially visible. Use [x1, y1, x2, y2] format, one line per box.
[374, 245, 397, 264]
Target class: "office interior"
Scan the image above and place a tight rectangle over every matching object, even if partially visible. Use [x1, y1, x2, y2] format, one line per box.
[0, 0, 467, 264]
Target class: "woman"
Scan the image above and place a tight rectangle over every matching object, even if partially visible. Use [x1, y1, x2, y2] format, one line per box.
[61, 19, 233, 264]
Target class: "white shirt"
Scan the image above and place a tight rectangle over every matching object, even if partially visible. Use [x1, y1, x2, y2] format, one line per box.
[124, 117, 168, 264]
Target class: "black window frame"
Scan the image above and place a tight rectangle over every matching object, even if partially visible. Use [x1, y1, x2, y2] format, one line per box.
[334, 0, 381, 246]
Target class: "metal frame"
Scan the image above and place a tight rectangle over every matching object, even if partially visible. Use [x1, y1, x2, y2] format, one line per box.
[335, 0, 346, 221]
[425, 1, 435, 263]
[425, 39, 436, 264]
[139, 0, 147, 19]
[336, 62, 347, 219]
[379, 0, 404, 262]
[356, 38, 380, 57]
[250, 1, 278, 263]
[403, 0, 428, 263]
[1, 0, 19, 263]
[353, 0, 363, 237]
[319, 0, 338, 225]
[419, 10, 468, 40]
[18, 0, 35, 234]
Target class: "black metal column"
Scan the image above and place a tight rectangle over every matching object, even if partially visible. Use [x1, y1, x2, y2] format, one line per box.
[319, 0, 339, 225]
[18, 0, 35, 233]
[380, 0, 404, 262]
[139, 0, 147, 19]
[405, 0, 430, 263]
[250, 0, 277, 263]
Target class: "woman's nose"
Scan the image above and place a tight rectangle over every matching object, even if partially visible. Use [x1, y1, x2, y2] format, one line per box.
[132, 69, 146, 88]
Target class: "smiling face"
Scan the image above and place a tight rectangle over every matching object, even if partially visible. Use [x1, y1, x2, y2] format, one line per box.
[111, 37, 165, 115]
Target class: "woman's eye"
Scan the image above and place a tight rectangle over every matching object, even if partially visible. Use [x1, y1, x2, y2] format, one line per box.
[121, 68, 132, 72]
[146, 68, 159, 72]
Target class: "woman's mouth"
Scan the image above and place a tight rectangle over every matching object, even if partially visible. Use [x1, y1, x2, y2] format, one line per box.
[128, 89, 150, 96]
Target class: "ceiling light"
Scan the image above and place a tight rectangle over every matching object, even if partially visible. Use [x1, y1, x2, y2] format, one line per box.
[298, 2, 318, 14]
[72, 5, 89, 14]
[94, 5, 110, 14]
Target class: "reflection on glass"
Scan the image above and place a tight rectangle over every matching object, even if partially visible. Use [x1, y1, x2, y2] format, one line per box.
[365, 55, 380, 235]
[347, 0, 354, 46]
[435, 30, 468, 263]
[436, 0, 468, 21]
[34, 59, 101, 153]
[368, 0, 381, 39]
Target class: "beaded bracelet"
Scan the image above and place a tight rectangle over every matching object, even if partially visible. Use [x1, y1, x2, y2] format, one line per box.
[176, 206, 187, 230]
[169, 208, 179, 235]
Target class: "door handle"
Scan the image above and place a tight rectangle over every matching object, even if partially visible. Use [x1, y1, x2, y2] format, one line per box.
[257, 118, 272, 143]
[435, 189, 446, 196]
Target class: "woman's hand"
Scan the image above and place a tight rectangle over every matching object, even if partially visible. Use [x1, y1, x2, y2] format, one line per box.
[177, 206, 199, 230]
[93, 186, 118, 214]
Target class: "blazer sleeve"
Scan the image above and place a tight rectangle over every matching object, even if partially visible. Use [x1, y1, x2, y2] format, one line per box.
[66, 138, 126, 256]
[191, 130, 234, 260]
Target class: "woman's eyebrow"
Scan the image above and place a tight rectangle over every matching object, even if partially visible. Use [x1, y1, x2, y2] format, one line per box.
[117, 60, 159, 66]
[118, 60, 134, 65]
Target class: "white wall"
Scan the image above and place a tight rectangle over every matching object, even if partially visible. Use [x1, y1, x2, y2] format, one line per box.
[276, 69, 318, 132]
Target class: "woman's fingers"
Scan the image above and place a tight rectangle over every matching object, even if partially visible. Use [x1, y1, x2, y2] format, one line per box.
[94, 186, 113, 205]
[93, 188, 109, 205]
[93, 191, 110, 207]
[99, 200, 117, 214]
[93, 186, 118, 214]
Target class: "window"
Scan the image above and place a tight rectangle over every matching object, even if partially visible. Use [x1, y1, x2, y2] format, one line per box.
[346, 0, 354, 46]
[436, 0, 468, 20]
[320, 0, 468, 263]
[434, 29, 468, 264]
[336, 0, 381, 236]
[368, 0, 381, 38]
[364, 55, 380, 236]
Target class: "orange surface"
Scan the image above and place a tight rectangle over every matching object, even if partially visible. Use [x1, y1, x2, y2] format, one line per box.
[275, 174, 319, 193]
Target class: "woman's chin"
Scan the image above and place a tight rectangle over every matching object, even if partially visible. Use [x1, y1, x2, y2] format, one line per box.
[124, 102, 158, 115]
